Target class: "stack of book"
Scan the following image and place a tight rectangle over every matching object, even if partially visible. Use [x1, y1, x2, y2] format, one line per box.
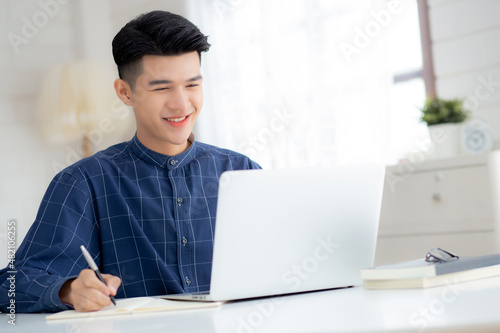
[361, 253, 500, 289]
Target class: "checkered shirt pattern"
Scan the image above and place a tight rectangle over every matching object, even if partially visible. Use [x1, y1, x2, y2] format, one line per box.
[0, 135, 260, 312]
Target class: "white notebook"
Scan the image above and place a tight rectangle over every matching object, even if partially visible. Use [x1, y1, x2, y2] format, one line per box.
[46, 296, 223, 321]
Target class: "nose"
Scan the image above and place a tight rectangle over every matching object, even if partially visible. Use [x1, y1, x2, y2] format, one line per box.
[167, 87, 189, 112]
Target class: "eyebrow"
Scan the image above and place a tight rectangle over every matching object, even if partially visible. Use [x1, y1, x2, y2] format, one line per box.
[148, 75, 203, 86]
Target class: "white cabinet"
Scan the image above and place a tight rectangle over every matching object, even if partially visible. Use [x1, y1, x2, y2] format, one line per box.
[375, 153, 497, 266]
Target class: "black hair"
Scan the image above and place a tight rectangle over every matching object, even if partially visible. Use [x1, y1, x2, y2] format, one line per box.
[112, 10, 210, 89]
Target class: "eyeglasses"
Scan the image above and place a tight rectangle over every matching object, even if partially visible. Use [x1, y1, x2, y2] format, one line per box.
[425, 248, 459, 263]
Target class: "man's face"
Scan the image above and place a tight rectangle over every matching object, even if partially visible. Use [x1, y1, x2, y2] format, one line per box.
[121, 52, 203, 156]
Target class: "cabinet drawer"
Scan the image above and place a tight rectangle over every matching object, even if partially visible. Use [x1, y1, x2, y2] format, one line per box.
[380, 165, 493, 235]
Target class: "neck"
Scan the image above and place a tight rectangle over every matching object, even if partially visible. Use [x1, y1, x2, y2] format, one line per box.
[136, 133, 194, 156]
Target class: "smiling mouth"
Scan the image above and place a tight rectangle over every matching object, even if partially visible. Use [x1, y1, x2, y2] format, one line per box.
[166, 116, 188, 122]
[163, 113, 192, 127]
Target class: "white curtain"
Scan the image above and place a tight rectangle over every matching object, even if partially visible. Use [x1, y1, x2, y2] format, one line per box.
[188, 0, 427, 168]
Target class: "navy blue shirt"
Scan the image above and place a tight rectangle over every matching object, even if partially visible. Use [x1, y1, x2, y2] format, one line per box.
[0, 135, 260, 313]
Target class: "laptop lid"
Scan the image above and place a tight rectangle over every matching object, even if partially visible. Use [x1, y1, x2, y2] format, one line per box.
[208, 164, 385, 301]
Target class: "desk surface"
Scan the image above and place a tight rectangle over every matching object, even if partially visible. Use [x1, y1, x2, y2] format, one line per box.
[3, 276, 500, 332]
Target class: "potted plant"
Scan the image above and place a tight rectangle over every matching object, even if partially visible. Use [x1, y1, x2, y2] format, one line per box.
[420, 96, 470, 159]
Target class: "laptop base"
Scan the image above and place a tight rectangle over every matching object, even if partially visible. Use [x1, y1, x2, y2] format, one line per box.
[160, 285, 354, 303]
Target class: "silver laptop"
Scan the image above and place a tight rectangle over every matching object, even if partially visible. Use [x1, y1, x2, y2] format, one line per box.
[163, 164, 385, 302]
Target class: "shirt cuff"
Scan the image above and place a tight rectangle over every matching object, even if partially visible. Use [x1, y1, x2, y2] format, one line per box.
[41, 276, 77, 312]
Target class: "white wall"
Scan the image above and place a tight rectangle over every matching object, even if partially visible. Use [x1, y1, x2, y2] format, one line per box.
[109, 0, 187, 33]
[0, 0, 76, 265]
[429, 0, 500, 148]
[0, 0, 167, 266]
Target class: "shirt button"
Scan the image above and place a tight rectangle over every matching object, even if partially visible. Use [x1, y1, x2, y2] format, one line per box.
[186, 277, 191, 285]
[182, 237, 188, 245]
[177, 197, 183, 204]
[169, 159, 177, 166]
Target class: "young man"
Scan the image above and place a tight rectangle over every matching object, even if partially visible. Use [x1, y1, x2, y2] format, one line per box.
[0, 10, 260, 313]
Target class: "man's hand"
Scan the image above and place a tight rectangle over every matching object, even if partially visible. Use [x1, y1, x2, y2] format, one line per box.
[59, 269, 121, 312]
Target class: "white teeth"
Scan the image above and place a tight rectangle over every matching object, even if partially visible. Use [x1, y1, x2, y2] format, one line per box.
[166, 116, 187, 122]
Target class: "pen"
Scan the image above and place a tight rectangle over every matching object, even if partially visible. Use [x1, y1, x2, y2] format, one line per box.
[80, 245, 117, 306]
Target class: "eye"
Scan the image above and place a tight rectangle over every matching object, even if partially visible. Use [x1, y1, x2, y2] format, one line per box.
[153, 87, 169, 91]
[186, 84, 199, 88]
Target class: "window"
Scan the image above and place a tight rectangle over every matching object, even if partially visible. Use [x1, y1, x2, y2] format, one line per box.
[189, 0, 430, 167]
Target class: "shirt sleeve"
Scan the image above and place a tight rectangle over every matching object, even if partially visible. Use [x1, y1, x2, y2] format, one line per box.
[248, 158, 262, 170]
[239, 154, 262, 171]
[0, 171, 100, 313]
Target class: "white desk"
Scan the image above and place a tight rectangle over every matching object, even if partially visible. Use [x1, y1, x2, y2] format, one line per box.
[3, 276, 500, 332]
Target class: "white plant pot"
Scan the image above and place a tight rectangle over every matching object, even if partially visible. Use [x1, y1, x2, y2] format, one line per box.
[428, 123, 461, 159]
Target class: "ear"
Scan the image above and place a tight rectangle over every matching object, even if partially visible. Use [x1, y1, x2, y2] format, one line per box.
[114, 79, 133, 106]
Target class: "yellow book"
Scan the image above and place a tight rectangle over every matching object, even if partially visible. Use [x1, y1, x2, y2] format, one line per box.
[46, 297, 223, 320]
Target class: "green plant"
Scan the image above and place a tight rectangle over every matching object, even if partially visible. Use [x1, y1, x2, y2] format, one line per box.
[420, 96, 470, 126]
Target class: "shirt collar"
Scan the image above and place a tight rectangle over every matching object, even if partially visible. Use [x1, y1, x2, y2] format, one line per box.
[129, 133, 197, 169]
